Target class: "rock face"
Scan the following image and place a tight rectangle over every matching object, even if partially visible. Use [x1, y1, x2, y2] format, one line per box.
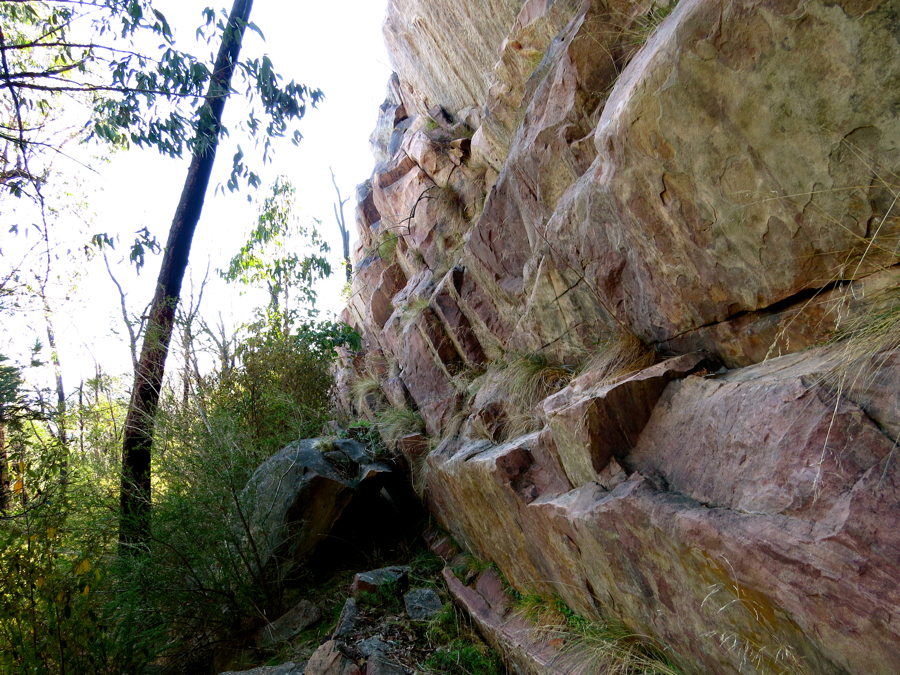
[338, 0, 900, 673]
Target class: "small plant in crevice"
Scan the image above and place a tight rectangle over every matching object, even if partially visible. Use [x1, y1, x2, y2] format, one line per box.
[626, 0, 680, 46]
[376, 406, 427, 453]
[499, 352, 575, 406]
[350, 373, 386, 415]
[424, 602, 506, 675]
[400, 296, 432, 329]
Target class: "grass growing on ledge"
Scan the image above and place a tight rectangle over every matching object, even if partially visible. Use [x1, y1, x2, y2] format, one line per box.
[376, 406, 426, 452]
[577, 330, 658, 383]
[512, 594, 684, 675]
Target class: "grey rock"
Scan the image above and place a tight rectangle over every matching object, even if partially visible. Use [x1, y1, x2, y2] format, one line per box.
[366, 656, 408, 675]
[403, 587, 443, 621]
[333, 597, 359, 639]
[333, 439, 372, 465]
[350, 566, 411, 598]
[242, 439, 356, 575]
[357, 636, 389, 658]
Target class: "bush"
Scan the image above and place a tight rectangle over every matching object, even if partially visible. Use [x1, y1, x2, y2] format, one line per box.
[210, 331, 336, 456]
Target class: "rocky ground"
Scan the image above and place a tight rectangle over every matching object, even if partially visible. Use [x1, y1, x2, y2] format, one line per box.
[217, 541, 506, 675]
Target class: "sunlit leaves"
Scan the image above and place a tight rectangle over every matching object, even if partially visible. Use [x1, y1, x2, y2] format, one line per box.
[2, 0, 319, 202]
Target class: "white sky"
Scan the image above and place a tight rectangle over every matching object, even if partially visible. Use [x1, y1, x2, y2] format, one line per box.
[2, 1, 392, 384]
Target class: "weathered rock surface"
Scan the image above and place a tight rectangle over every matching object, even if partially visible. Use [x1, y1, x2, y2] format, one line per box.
[402, 587, 443, 620]
[255, 599, 322, 648]
[383, 0, 524, 117]
[305, 641, 363, 675]
[427, 348, 900, 674]
[444, 567, 558, 675]
[243, 439, 397, 576]
[337, 1, 900, 673]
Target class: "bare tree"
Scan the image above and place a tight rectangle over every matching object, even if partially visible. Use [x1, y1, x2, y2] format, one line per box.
[330, 168, 352, 284]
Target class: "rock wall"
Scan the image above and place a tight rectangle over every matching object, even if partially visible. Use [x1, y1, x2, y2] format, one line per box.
[337, 1, 900, 673]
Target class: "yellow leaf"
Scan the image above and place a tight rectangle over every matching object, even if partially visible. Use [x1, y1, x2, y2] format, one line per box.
[75, 559, 90, 575]
[46, 527, 57, 539]
[18, 461, 24, 473]
[13, 479, 23, 495]
[36, 577, 44, 589]
[94, 569, 101, 582]
[57, 591, 65, 603]
[30, 534, 38, 542]
[83, 585, 90, 596]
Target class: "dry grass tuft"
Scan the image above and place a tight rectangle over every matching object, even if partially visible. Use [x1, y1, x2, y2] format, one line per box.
[400, 296, 432, 329]
[376, 406, 426, 453]
[578, 331, 658, 384]
[350, 373, 385, 414]
[497, 352, 575, 408]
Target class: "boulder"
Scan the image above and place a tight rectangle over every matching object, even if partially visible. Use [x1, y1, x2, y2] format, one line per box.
[243, 438, 389, 576]
[255, 599, 322, 648]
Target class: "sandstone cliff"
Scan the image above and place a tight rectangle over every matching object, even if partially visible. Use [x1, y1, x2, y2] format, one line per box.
[337, 1, 900, 673]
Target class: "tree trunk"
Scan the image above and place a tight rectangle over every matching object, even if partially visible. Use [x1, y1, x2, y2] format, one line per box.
[0, 422, 8, 514]
[330, 169, 352, 283]
[119, 0, 254, 549]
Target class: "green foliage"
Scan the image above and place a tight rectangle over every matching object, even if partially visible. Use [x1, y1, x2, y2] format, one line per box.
[377, 232, 399, 263]
[0, 1, 322, 201]
[0, 426, 151, 675]
[425, 639, 505, 675]
[211, 332, 336, 455]
[222, 177, 332, 319]
[356, 579, 404, 613]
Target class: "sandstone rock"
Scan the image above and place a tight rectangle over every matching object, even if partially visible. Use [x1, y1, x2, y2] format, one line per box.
[432, 268, 487, 368]
[537, 0, 900, 348]
[444, 568, 558, 675]
[543, 352, 720, 486]
[427, 349, 900, 674]
[403, 587, 443, 620]
[657, 266, 900, 369]
[383, 0, 524, 116]
[305, 641, 363, 675]
[255, 599, 322, 648]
